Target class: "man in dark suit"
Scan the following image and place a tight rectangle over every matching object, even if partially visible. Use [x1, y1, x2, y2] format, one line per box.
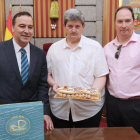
[0, 11, 53, 130]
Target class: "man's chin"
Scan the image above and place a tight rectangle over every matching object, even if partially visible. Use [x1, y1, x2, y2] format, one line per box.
[121, 30, 128, 33]
[22, 38, 31, 43]
[71, 37, 79, 41]
[120, 31, 128, 36]
[21, 40, 30, 46]
[71, 35, 80, 39]
[120, 33, 130, 38]
[71, 35, 77, 38]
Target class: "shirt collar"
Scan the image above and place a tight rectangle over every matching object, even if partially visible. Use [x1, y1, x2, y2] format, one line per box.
[112, 31, 137, 47]
[63, 35, 83, 50]
[13, 38, 30, 53]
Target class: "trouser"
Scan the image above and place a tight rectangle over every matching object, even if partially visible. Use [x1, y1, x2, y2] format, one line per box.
[106, 89, 140, 134]
[51, 108, 103, 128]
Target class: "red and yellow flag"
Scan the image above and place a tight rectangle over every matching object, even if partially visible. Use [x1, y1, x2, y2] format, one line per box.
[4, 5, 14, 41]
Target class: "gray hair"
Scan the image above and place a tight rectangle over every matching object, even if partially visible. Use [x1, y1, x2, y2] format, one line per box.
[64, 9, 85, 25]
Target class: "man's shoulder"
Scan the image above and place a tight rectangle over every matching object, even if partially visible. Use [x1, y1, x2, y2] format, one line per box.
[82, 36, 100, 44]
[104, 39, 115, 48]
[135, 32, 140, 38]
[0, 41, 5, 48]
[0, 40, 5, 45]
[0, 39, 13, 52]
[47, 38, 65, 52]
[81, 35, 102, 49]
[51, 38, 65, 47]
[0, 39, 12, 46]
[30, 43, 45, 54]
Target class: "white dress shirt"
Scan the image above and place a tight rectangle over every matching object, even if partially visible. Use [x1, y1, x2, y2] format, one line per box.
[47, 35, 109, 121]
[13, 38, 30, 74]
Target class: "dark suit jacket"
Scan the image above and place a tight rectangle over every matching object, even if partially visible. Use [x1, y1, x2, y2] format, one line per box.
[0, 39, 50, 115]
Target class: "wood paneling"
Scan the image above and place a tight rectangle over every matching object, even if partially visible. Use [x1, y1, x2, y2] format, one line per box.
[0, 0, 5, 42]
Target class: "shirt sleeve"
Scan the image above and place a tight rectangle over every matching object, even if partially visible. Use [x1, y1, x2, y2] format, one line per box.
[103, 44, 107, 59]
[93, 46, 109, 77]
[46, 47, 52, 75]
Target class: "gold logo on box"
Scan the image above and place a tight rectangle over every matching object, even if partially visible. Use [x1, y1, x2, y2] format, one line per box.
[6, 115, 30, 135]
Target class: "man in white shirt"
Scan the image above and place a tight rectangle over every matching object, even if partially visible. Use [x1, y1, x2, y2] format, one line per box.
[47, 9, 109, 128]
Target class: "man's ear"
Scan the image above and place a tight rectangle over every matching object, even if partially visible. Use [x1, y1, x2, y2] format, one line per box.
[63, 24, 66, 28]
[83, 24, 85, 29]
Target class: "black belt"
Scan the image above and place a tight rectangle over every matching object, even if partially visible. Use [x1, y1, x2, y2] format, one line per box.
[120, 96, 140, 100]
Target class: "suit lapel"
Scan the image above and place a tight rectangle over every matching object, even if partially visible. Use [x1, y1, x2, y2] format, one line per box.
[27, 44, 37, 82]
[3, 39, 23, 85]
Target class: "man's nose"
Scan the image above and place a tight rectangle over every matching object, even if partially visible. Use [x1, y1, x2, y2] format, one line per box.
[71, 27, 76, 32]
[122, 21, 126, 28]
[24, 27, 29, 33]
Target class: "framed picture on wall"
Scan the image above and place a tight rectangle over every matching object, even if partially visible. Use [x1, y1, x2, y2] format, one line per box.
[119, 0, 140, 34]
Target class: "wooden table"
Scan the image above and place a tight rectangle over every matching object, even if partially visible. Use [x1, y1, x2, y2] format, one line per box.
[45, 127, 140, 140]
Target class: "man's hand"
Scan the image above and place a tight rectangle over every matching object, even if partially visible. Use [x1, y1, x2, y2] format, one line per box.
[52, 82, 61, 93]
[92, 76, 106, 92]
[44, 115, 54, 130]
[47, 74, 61, 93]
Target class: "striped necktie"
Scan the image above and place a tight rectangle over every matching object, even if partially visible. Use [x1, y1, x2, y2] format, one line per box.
[20, 48, 29, 85]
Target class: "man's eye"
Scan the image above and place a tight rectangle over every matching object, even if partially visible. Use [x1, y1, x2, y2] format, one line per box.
[76, 26, 80, 28]
[29, 26, 33, 29]
[20, 26, 25, 28]
[126, 20, 130, 23]
[118, 21, 122, 23]
[68, 25, 72, 28]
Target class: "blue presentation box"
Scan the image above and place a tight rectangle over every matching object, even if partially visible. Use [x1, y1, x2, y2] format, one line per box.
[0, 101, 44, 140]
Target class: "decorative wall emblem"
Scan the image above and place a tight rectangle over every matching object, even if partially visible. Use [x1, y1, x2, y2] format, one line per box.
[50, 0, 59, 30]
[120, 0, 140, 33]
[132, 6, 140, 31]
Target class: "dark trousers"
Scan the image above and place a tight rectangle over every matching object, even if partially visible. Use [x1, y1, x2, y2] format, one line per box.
[51, 108, 103, 128]
[106, 90, 140, 134]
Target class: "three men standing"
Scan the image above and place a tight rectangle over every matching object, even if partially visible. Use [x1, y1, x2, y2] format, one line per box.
[1, 5, 139, 134]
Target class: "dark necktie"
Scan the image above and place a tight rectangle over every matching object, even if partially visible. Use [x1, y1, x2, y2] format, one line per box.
[20, 48, 29, 85]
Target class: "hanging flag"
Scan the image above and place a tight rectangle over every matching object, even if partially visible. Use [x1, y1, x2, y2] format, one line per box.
[4, 4, 14, 41]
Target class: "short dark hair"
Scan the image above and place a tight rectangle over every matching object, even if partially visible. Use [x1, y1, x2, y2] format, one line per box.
[114, 6, 134, 21]
[12, 11, 33, 26]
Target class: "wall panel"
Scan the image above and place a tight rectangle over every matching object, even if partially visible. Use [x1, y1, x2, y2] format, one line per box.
[0, 0, 5, 42]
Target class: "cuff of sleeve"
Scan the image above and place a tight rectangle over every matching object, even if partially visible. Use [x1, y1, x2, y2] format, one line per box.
[94, 71, 109, 78]
[43, 105, 50, 116]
